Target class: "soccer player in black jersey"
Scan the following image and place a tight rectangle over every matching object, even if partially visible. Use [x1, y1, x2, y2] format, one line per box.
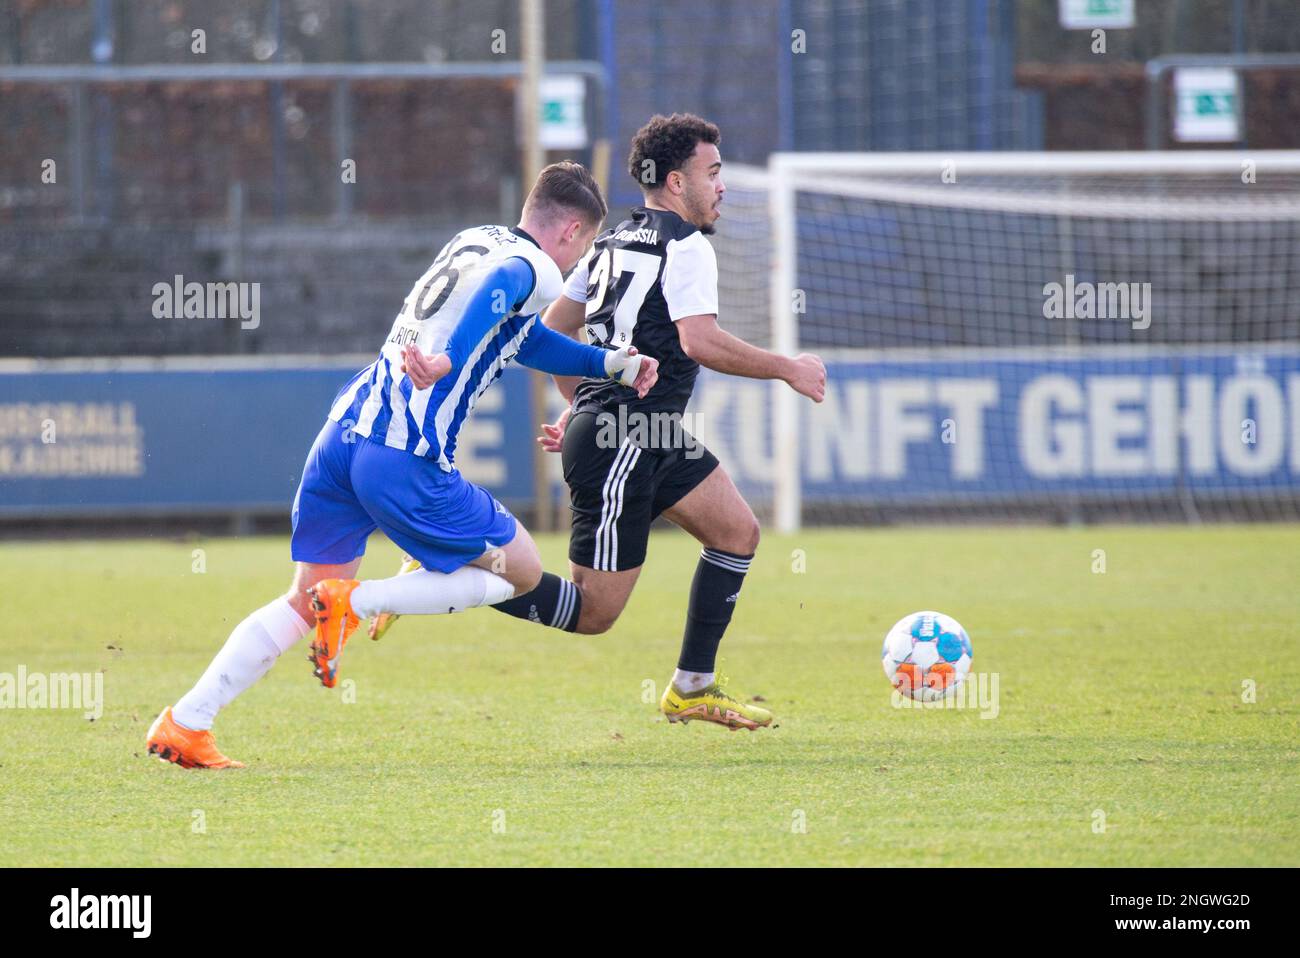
[498, 113, 825, 729]
[386, 114, 825, 729]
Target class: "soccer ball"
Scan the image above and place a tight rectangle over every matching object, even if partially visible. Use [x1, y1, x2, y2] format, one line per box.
[881, 611, 972, 702]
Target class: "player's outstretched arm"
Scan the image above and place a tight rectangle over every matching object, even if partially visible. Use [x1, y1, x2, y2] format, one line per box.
[676, 313, 826, 402]
[516, 324, 659, 398]
[540, 294, 588, 403]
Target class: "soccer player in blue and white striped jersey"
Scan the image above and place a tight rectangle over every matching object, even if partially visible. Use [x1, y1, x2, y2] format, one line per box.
[146, 162, 657, 769]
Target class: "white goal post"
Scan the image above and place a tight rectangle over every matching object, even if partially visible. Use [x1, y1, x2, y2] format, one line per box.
[711, 151, 1300, 531]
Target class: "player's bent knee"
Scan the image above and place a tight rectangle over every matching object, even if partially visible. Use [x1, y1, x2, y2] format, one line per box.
[575, 607, 618, 635]
[513, 565, 544, 596]
[714, 515, 759, 555]
[502, 555, 543, 596]
[571, 590, 621, 634]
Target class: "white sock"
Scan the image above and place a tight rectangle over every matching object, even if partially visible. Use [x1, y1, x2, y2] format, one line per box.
[173, 597, 311, 731]
[350, 566, 515, 618]
[672, 669, 715, 694]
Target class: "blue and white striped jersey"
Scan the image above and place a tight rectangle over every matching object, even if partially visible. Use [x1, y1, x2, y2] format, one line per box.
[328, 225, 565, 469]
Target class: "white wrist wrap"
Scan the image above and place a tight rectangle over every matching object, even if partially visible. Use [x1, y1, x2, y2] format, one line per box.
[604, 346, 642, 387]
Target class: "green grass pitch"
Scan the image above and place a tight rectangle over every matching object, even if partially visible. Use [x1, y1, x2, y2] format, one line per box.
[1, 525, 1297, 867]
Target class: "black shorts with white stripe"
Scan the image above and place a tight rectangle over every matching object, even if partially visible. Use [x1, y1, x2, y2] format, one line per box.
[561, 409, 720, 573]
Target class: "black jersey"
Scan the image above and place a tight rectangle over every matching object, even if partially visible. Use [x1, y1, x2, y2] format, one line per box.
[563, 207, 719, 420]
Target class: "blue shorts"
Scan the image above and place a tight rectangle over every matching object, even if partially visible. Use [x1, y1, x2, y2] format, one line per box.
[290, 419, 518, 573]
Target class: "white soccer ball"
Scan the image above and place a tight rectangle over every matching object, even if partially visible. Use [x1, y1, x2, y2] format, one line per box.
[881, 611, 972, 702]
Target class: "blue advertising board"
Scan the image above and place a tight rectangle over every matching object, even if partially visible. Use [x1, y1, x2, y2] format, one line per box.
[694, 346, 1300, 503]
[2, 347, 1298, 518]
[0, 359, 538, 517]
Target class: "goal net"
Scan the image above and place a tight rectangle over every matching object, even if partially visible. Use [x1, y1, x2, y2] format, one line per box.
[701, 153, 1300, 530]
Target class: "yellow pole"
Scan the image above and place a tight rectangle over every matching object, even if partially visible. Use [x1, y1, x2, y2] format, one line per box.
[520, 0, 553, 532]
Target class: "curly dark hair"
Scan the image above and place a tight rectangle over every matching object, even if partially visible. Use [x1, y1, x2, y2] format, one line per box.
[627, 113, 721, 191]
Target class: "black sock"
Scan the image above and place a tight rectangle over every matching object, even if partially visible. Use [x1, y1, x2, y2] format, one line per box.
[491, 572, 581, 632]
[677, 548, 753, 673]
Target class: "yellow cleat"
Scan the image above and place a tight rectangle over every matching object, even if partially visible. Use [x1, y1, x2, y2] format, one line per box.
[367, 556, 421, 640]
[660, 678, 773, 731]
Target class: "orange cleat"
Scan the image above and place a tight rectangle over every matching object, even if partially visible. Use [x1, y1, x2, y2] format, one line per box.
[308, 578, 361, 688]
[145, 706, 244, 769]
